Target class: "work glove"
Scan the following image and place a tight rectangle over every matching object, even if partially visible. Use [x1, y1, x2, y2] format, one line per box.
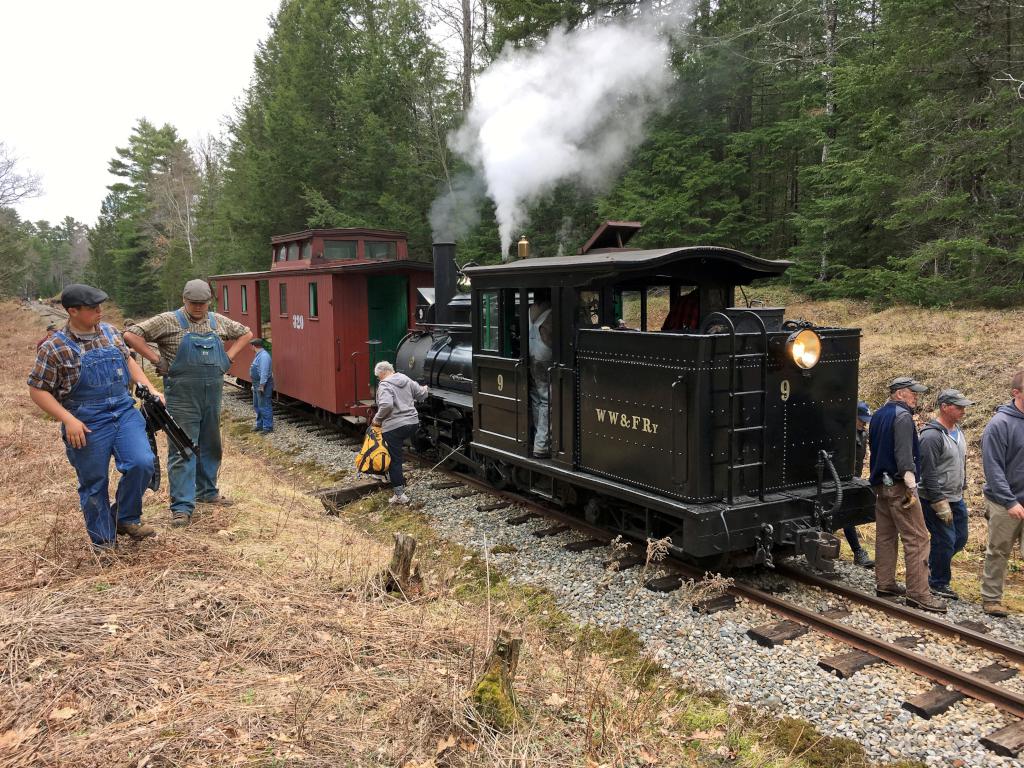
[932, 499, 953, 525]
[155, 357, 169, 376]
[902, 471, 918, 492]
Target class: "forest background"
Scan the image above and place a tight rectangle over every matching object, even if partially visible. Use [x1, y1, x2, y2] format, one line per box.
[2, 0, 1024, 315]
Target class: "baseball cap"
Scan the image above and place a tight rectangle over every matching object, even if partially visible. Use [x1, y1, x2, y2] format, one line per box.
[182, 279, 213, 302]
[857, 401, 872, 421]
[60, 284, 109, 309]
[936, 389, 976, 407]
[889, 376, 928, 393]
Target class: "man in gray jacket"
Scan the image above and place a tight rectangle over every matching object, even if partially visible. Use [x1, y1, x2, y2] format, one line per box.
[372, 361, 428, 505]
[920, 389, 974, 601]
[981, 370, 1024, 616]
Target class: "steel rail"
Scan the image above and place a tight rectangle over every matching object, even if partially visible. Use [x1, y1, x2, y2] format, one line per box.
[773, 563, 1024, 666]
[702, 571, 1024, 718]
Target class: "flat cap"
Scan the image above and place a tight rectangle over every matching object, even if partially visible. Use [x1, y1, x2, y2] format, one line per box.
[60, 283, 108, 308]
[936, 388, 976, 407]
[182, 279, 213, 302]
[889, 376, 928, 393]
[857, 401, 872, 422]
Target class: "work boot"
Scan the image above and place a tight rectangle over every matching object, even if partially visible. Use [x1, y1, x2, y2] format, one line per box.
[170, 512, 191, 528]
[92, 542, 119, 564]
[984, 601, 1010, 617]
[930, 585, 959, 600]
[117, 522, 157, 541]
[853, 549, 875, 568]
[876, 583, 907, 598]
[906, 594, 947, 613]
[198, 495, 234, 507]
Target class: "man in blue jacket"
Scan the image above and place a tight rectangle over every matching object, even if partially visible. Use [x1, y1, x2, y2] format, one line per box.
[980, 371, 1024, 617]
[869, 376, 947, 612]
[249, 338, 273, 433]
[919, 389, 974, 601]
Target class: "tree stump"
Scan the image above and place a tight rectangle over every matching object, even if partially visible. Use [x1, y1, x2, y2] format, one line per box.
[379, 533, 419, 594]
[471, 629, 522, 730]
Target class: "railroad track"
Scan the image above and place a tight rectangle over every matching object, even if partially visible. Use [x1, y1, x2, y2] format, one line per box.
[224, 383, 1024, 757]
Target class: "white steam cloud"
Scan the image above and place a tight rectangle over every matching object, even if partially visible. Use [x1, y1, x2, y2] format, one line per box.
[440, 14, 680, 257]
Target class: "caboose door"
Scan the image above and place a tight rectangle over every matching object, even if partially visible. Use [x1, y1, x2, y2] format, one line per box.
[471, 288, 529, 455]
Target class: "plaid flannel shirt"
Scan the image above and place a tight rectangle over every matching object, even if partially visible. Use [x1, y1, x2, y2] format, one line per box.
[126, 310, 249, 366]
[27, 323, 132, 401]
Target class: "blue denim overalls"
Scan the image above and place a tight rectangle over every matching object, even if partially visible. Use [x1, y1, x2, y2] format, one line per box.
[57, 325, 154, 546]
[165, 310, 231, 517]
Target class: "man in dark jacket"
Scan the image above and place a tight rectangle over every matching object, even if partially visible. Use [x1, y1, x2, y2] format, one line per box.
[980, 371, 1024, 617]
[372, 361, 428, 505]
[920, 389, 974, 600]
[869, 376, 946, 612]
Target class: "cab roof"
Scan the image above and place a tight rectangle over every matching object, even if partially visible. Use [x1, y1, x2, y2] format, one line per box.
[463, 246, 791, 287]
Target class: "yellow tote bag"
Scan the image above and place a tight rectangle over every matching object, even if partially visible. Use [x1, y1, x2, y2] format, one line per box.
[355, 426, 391, 476]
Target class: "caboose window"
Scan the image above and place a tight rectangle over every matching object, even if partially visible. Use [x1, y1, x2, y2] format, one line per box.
[241, 285, 248, 314]
[279, 283, 287, 315]
[287, 243, 300, 261]
[366, 240, 397, 259]
[221, 286, 229, 312]
[323, 240, 357, 260]
[480, 291, 500, 352]
[302, 241, 312, 260]
[309, 282, 319, 318]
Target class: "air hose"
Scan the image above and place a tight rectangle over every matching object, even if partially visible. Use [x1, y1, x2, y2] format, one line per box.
[815, 449, 843, 517]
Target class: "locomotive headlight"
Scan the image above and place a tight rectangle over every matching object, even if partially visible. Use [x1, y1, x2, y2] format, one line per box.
[787, 329, 821, 369]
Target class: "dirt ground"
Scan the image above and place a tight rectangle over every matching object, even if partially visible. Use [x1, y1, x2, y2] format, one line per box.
[1, 300, 881, 768]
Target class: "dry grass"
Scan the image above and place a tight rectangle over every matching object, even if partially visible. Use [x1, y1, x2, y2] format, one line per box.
[3, 299, 872, 768]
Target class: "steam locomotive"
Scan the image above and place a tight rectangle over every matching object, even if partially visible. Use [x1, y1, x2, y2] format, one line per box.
[396, 222, 875, 570]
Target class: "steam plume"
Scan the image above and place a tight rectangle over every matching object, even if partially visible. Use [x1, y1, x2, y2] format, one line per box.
[441, 13, 680, 257]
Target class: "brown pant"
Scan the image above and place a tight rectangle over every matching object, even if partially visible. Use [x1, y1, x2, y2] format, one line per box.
[981, 498, 1024, 603]
[874, 482, 932, 601]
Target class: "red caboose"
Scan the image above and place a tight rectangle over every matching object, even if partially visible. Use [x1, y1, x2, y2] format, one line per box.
[210, 228, 432, 422]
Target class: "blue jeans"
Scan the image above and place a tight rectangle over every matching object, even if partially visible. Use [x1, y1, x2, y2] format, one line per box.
[166, 375, 224, 514]
[64, 399, 155, 545]
[382, 423, 418, 492]
[843, 526, 862, 552]
[253, 381, 274, 431]
[922, 498, 969, 589]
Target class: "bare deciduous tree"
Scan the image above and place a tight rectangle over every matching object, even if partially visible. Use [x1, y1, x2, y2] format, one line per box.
[0, 142, 43, 207]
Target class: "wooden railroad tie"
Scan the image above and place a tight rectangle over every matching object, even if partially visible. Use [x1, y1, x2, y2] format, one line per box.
[982, 719, 1024, 757]
[821, 605, 852, 620]
[477, 501, 511, 512]
[430, 480, 462, 490]
[747, 619, 808, 648]
[957, 619, 991, 634]
[693, 594, 737, 615]
[645, 575, 684, 593]
[602, 554, 645, 571]
[313, 479, 385, 514]
[506, 511, 542, 526]
[903, 663, 1018, 719]
[450, 488, 480, 500]
[533, 524, 571, 538]
[818, 635, 923, 679]
[563, 538, 605, 553]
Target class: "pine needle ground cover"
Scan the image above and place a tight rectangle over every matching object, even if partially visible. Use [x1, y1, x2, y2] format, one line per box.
[0, 299, 885, 768]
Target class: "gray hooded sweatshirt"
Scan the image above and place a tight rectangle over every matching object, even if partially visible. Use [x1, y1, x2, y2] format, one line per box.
[374, 372, 427, 432]
[919, 419, 967, 503]
[982, 402, 1024, 508]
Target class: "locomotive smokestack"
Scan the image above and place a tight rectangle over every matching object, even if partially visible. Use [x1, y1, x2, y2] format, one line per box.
[432, 242, 457, 325]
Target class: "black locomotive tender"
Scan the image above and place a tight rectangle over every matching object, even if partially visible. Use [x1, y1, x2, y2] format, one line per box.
[396, 222, 875, 570]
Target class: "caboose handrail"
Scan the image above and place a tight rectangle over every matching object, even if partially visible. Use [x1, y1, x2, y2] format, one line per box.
[704, 311, 769, 505]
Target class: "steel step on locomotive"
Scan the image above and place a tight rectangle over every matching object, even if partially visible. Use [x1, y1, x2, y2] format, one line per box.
[396, 221, 875, 570]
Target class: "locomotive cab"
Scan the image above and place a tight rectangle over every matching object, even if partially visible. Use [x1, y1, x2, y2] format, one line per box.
[460, 245, 876, 569]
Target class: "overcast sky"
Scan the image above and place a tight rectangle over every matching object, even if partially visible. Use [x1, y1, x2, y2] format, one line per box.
[2, 0, 282, 227]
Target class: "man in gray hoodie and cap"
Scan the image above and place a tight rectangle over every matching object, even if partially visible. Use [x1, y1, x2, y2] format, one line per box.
[372, 361, 428, 505]
[919, 389, 974, 601]
[980, 370, 1024, 617]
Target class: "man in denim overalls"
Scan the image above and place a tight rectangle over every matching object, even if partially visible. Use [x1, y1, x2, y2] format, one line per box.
[124, 280, 252, 526]
[27, 284, 158, 555]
